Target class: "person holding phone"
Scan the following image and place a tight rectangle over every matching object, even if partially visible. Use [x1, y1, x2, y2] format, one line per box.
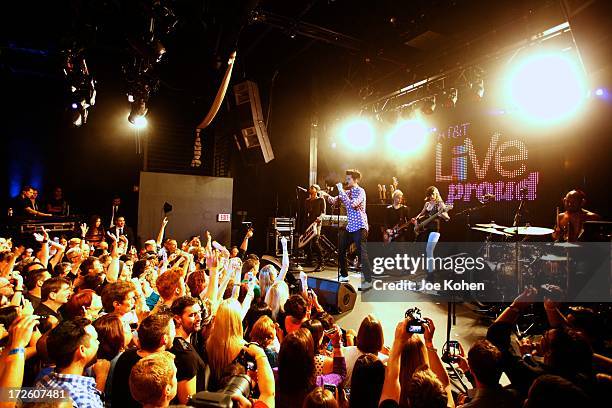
[276, 326, 346, 408]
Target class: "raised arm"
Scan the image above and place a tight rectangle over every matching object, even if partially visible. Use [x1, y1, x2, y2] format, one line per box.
[48, 241, 65, 270]
[33, 227, 50, 268]
[105, 233, 120, 283]
[242, 344, 275, 408]
[423, 318, 450, 387]
[0, 315, 39, 408]
[379, 320, 411, 405]
[1, 247, 24, 279]
[156, 217, 169, 247]
[203, 250, 220, 304]
[239, 228, 253, 257]
[276, 236, 290, 283]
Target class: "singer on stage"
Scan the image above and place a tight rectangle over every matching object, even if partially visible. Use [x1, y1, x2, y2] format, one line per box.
[322, 169, 373, 291]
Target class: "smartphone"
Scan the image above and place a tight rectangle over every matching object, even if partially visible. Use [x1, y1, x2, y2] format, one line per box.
[326, 339, 334, 353]
[323, 328, 336, 336]
[446, 340, 460, 362]
[323, 384, 337, 393]
[408, 324, 424, 334]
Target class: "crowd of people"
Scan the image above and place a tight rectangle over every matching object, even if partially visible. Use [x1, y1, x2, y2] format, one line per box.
[0, 207, 610, 408]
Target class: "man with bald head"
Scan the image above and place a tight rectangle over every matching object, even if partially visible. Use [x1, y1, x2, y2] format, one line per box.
[552, 190, 600, 242]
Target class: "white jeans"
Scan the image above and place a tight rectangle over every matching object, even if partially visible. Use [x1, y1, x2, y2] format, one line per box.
[425, 232, 441, 274]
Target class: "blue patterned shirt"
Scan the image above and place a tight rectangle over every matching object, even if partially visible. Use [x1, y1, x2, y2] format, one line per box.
[36, 372, 104, 408]
[326, 186, 369, 232]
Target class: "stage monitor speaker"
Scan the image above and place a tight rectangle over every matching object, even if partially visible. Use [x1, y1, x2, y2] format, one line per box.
[307, 276, 356, 314]
[231, 80, 274, 165]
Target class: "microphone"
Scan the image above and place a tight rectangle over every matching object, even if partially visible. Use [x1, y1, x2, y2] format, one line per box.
[297, 186, 307, 192]
[519, 187, 528, 194]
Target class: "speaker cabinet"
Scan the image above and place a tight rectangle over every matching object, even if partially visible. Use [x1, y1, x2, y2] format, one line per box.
[231, 80, 274, 165]
[307, 276, 357, 314]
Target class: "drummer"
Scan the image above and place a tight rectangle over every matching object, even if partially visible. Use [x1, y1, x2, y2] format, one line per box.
[552, 190, 600, 242]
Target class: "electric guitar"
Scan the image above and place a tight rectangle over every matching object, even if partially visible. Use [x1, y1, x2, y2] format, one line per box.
[413, 204, 453, 234]
[383, 221, 412, 243]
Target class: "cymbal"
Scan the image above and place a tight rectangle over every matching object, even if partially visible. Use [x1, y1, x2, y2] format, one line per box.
[475, 223, 508, 229]
[471, 226, 513, 236]
[540, 254, 568, 261]
[503, 226, 554, 236]
[553, 242, 581, 248]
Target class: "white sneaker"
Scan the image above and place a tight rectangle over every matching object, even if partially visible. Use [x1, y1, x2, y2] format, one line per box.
[338, 276, 350, 283]
[359, 281, 373, 291]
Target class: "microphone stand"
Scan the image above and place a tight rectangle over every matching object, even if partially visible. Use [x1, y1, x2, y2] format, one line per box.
[512, 192, 527, 296]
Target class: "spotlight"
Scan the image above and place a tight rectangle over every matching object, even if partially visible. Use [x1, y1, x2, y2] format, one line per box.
[386, 118, 428, 155]
[594, 88, 606, 97]
[441, 88, 458, 108]
[339, 118, 375, 150]
[131, 116, 148, 129]
[420, 96, 436, 115]
[128, 98, 148, 124]
[506, 52, 587, 124]
[71, 103, 78, 109]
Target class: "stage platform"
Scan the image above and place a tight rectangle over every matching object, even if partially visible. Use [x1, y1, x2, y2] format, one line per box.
[304, 266, 489, 350]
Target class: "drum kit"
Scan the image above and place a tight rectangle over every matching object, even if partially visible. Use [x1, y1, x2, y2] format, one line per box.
[469, 222, 580, 300]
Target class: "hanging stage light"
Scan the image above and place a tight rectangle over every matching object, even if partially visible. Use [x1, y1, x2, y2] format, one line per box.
[128, 98, 148, 124]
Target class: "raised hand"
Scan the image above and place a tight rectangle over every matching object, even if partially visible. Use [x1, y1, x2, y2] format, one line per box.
[205, 249, 219, 270]
[33, 226, 49, 242]
[423, 317, 435, 347]
[162, 217, 169, 227]
[8, 315, 39, 349]
[512, 287, 538, 310]
[80, 223, 89, 237]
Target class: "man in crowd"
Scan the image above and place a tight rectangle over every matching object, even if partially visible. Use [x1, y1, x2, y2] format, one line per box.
[13, 186, 51, 217]
[111, 312, 176, 408]
[457, 339, 520, 408]
[155, 268, 186, 311]
[170, 296, 209, 404]
[35, 318, 105, 408]
[109, 216, 134, 245]
[24, 268, 52, 309]
[33, 277, 72, 330]
[129, 351, 178, 408]
[109, 196, 123, 228]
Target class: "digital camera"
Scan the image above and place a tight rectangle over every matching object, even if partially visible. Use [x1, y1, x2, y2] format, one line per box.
[405, 307, 427, 334]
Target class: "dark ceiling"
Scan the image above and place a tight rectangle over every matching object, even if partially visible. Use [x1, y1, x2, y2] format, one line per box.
[1, 0, 565, 109]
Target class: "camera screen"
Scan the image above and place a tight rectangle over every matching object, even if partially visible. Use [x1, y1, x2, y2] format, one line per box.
[408, 325, 423, 333]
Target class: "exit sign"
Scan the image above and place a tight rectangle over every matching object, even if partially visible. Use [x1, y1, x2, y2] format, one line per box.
[217, 213, 231, 222]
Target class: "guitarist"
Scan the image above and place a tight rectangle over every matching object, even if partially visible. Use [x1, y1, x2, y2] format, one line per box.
[411, 186, 450, 281]
[305, 184, 326, 271]
[382, 189, 410, 242]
